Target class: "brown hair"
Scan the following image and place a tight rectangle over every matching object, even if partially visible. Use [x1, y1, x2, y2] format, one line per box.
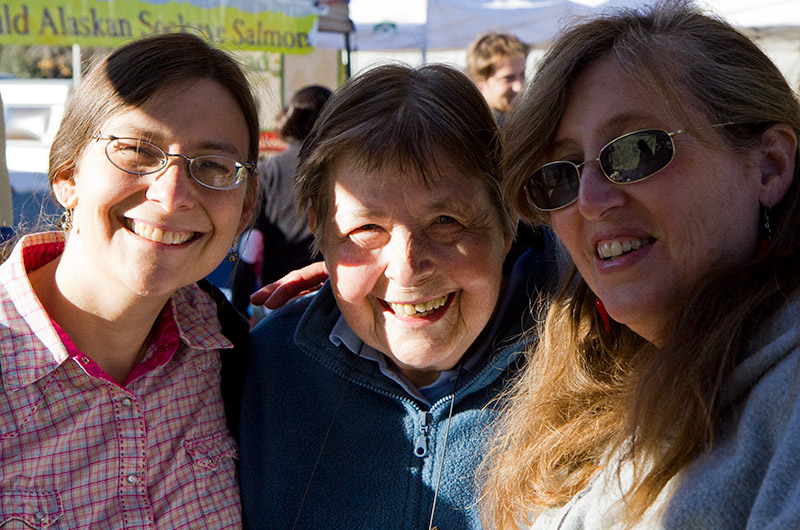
[481, 2, 800, 528]
[49, 32, 260, 203]
[295, 63, 516, 252]
[466, 32, 529, 82]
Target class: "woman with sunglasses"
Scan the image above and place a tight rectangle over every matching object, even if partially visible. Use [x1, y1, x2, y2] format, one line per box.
[0, 33, 257, 527]
[480, 3, 800, 529]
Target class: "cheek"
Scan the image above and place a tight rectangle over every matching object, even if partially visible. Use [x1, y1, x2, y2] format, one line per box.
[550, 211, 581, 258]
[453, 237, 507, 294]
[206, 190, 248, 235]
[656, 162, 760, 265]
[326, 255, 381, 304]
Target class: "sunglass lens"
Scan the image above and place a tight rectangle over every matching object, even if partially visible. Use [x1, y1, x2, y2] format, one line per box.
[528, 162, 580, 210]
[599, 130, 674, 183]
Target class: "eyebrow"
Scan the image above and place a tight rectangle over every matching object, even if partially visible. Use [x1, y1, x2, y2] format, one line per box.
[427, 196, 477, 213]
[335, 195, 482, 221]
[112, 128, 244, 158]
[551, 112, 665, 153]
[334, 202, 389, 221]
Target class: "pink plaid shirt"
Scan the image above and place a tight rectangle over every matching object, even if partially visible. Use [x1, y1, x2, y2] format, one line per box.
[0, 232, 242, 529]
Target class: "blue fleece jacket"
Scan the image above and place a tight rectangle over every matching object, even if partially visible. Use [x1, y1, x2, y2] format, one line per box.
[240, 249, 553, 530]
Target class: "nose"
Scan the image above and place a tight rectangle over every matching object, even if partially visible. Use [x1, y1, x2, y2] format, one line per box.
[575, 161, 626, 221]
[511, 79, 524, 94]
[144, 158, 196, 211]
[383, 229, 435, 287]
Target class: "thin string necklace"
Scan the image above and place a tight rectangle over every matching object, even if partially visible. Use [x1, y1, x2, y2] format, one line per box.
[291, 349, 363, 530]
[291, 355, 464, 530]
[428, 365, 463, 530]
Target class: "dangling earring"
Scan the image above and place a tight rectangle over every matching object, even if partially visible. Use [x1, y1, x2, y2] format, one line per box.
[595, 298, 611, 332]
[227, 241, 239, 262]
[59, 209, 73, 231]
[757, 203, 772, 259]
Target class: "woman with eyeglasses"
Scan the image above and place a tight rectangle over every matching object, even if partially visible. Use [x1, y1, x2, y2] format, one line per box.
[0, 33, 257, 527]
[480, 3, 800, 529]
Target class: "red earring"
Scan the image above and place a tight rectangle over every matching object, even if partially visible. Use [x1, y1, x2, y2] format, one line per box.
[595, 298, 611, 332]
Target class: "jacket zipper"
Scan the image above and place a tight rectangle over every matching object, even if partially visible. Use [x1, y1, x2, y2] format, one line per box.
[414, 412, 432, 457]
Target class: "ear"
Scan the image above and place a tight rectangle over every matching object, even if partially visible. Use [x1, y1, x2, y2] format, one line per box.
[51, 165, 79, 209]
[757, 123, 797, 207]
[308, 208, 317, 235]
[236, 195, 254, 235]
[503, 227, 514, 256]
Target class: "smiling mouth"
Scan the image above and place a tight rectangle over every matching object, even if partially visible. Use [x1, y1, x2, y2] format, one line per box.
[126, 218, 196, 245]
[597, 237, 652, 260]
[386, 294, 450, 317]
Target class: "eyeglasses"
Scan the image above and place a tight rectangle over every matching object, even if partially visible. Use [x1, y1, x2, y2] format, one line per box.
[525, 122, 735, 211]
[93, 133, 254, 191]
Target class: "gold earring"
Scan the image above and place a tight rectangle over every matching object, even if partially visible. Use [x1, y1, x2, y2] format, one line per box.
[59, 209, 73, 231]
[227, 241, 239, 262]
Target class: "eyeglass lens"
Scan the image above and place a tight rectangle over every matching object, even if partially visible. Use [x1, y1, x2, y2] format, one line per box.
[105, 137, 246, 190]
[527, 129, 676, 211]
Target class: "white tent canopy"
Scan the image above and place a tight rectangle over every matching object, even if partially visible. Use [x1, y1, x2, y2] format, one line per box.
[425, 0, 595, 49]
[318, 0, 799, 89]
[320, 0, 800, 51]
[697, 0, 800, 30]
[318, 0, 595, 50]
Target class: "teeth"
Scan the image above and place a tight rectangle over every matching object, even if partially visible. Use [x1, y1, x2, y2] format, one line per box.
[389, 294, 448, 317]
[597, 238, 650, 259]
[127, 219, 194, 245]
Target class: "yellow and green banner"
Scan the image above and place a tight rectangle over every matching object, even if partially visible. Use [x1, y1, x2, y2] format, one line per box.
[0, 0, 320, 53]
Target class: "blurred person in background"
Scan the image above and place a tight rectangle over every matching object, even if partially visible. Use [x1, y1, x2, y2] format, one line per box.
[231, 85, 332, 318]
[466, 32, 529, 128]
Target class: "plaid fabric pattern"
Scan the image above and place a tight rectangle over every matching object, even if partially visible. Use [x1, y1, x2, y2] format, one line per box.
[0, 232, 242, 529]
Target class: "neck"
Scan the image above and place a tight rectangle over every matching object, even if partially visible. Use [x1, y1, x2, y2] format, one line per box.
[28, 256, 171, 384]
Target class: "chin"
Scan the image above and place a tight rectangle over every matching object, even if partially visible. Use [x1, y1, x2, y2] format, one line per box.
[126, 276, 189, 298]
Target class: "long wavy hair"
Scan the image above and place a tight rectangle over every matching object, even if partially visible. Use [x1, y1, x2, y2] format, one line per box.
[480, 3, 800, 528]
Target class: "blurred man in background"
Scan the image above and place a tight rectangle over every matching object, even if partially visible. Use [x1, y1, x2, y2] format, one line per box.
[466, 32, 528, 127]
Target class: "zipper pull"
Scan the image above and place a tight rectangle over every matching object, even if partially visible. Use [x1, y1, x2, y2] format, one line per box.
[414, 412, 431, 457]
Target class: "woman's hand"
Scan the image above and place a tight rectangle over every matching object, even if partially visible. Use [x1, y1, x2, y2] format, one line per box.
[250, 261, 329, 309]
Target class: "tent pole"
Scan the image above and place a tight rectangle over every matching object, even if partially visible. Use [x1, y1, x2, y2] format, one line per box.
[344, 32, 352, 79]
[72, 44, 82, 86]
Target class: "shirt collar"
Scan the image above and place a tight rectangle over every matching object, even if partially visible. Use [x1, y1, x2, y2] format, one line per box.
[327, 253, 531, 405]
[330, 316, 475, 406]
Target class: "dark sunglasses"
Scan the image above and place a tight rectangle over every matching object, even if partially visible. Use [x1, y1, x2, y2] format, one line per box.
[525, 122, 735, 211]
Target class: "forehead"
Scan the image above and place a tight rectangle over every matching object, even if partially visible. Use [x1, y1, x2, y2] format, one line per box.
[490, 56, 526, 77]
[98, 79, 249, 155]
[328, 157, 494, 215]
[555, 56, 680, 144]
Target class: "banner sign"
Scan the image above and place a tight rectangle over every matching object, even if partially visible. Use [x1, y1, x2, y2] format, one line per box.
[0, 0, 321, 53]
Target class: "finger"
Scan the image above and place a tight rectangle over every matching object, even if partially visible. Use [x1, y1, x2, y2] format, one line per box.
[250, 262, 329, 307]
[263, 282, 324, 310]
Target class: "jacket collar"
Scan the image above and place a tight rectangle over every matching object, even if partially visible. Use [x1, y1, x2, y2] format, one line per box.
[292, 248, 545, 403]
